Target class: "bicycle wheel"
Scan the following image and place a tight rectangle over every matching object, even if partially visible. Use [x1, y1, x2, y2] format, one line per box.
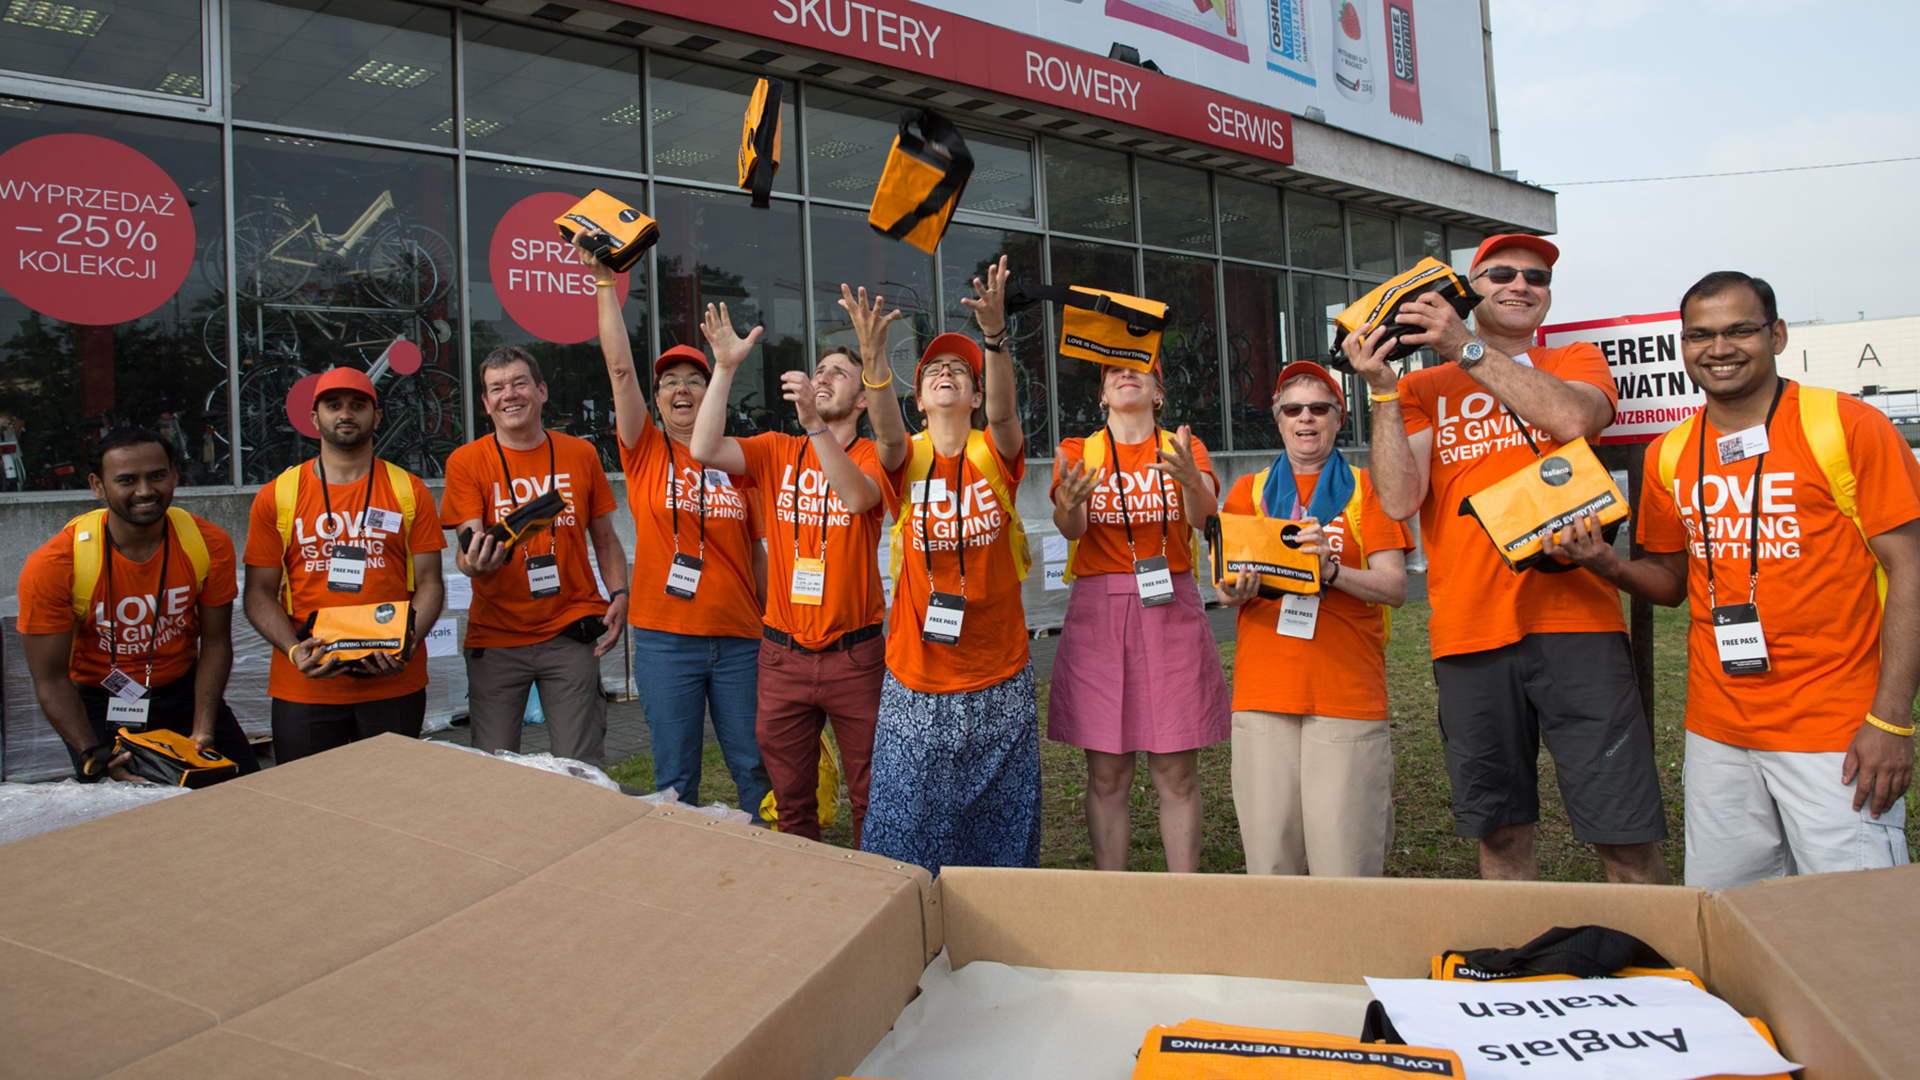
[203, 307, 302, 367]
[221, 210, 315, 303]
[234, 362, 310, 472]
[364, 223, 454, 309]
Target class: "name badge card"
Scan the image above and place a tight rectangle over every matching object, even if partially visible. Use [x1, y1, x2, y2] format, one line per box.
[790, 557, 825, 605]
[1716, 424, 1771, 466]
[922, 591, 966, 644]
[911, 478, 949, 506]
[327, 544, 368, 592]
[106, 696, 151, 730]
[1133, 556, 1175, 607]
[101, 668, 145, 701]
[525, 554, 561, 598]
[1277, 592, 1321, 639]
[1712, 603, 1769, 674]
[365, 507, 404, 534]
[665, 553, 703, 600]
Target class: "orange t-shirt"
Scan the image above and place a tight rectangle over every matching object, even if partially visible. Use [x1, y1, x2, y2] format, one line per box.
[738, 431, 887, 650]
[882, 434, 1030, 693]
[619, 424, 761, 639]
[1638, 383, 1920, 752]
[18, 512, 238, 688]
[441, 432, 616, 648]
[1400, 344, 1626, 658]
[1223, 468, 1412, 719]
[242, 460, 446, 705]
[1051, 431, 1215, 577]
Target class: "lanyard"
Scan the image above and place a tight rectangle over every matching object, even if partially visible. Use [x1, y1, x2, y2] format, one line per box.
[918, 450, 968, 596]
[492, 433, 558, 559]
[102, 519, 171, 687]
[1695, 377, 1786, 607]
[315, 455, 378, 536]
[791, 434, 859, 569]
[661, 434, 706, 558]
[1104, 427, 1171, 562]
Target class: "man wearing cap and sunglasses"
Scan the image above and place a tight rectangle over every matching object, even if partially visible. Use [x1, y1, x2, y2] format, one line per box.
[1343, 234, 1670, 883]
[241, 368, 447, 763]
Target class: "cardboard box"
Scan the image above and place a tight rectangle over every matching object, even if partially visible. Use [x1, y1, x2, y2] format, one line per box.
[1, 736, 1912, 1079]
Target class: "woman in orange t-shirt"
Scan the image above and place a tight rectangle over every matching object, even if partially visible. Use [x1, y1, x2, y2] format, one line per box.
[861, 256, 1041, 876]
[579, 237, 769, 817]
[1217, 361, 1411, 878]
[1048, 361, 1229, 873]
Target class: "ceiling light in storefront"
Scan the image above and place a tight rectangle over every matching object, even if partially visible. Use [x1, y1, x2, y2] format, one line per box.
[1081, 219, 1131, 232]
[153, 72, 202, 96]
[826, 175, 875, 192]
[602, 104, 642, 125]
[3, 0, 110, 36]
[347, 58, 437, 89]
[262, 135, 322, 148]
[651, 107, 678, 124]
[970, 168, 1019, 185]
[493, 164, 548, 176]
[967, 198, 1020, 214]
[0, 96, 45, 111]
[1095, 193, 1130, 206]
[432, 116, 502, 137]
[811, 140, 871, 160]
[654, 147, 716, 167]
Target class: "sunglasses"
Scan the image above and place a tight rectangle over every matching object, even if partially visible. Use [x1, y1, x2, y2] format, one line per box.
[1278, 402, 1337, 418]
[1472, 265, 1553, 288]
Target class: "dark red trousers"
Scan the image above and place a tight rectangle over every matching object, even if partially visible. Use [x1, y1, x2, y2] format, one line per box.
[755, 633, 883, 845]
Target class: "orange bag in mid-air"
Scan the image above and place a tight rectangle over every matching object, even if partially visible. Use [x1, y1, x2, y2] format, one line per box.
[737, 76, 783, 208]
[554, 189, 658, 273]
[868, 108, 972, 254]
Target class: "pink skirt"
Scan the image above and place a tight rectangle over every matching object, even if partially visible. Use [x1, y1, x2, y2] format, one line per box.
[1047, 571, 1232, 754]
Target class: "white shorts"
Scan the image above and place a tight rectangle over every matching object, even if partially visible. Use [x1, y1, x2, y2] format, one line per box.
[1683, 730, 1911, 891]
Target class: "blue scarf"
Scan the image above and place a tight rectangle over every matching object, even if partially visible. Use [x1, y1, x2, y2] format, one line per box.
[1261, 448, 1355, 524]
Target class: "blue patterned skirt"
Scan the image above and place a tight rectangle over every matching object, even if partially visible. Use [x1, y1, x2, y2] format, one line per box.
[861, 664, 1041, 877]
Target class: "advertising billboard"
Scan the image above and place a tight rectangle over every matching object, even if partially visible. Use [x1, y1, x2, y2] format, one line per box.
[1540, 312, 1701, 445]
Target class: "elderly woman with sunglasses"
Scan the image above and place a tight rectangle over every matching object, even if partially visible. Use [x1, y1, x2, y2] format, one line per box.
[1217, 360, 1412, 877]
[1048, 359, 1230, 873]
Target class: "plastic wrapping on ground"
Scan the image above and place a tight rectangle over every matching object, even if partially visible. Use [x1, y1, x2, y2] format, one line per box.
[0, 779, 190, 846]
[640, 787, 755, 824]
[427, 743, 753, 822]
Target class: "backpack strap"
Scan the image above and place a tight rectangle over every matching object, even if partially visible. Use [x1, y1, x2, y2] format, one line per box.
[382, 459, 418, 591]
[1655, 411, 1699, 501]
[65, 508, 111, 619]
[273, 463, 304, 613]
[1799, 384, 1886, 606]
[1341, 463, 1392, 646]
[166, 507, 212, 595]
[964, 431, 1031, 581]
[887, 433, 937, 584]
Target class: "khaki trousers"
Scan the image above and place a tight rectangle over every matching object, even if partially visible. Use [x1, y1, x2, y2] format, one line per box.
[1231, 710, 1393, 877]
[466, 634, 608, 766]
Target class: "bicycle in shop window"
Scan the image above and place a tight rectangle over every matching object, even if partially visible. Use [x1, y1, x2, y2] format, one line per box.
[202, 190, 454, 309]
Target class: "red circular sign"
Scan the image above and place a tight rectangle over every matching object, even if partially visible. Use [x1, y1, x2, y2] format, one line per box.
[383, 338, 422, 375]
[0, 134, 196, 326]
[286, 373, 323, 438]
[488, 191, 629, 345]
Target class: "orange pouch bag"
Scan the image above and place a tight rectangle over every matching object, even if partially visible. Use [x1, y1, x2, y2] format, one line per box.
[1205, 513, 1321, 597]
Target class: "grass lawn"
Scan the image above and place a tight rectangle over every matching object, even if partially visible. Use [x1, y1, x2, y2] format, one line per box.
[607, 600, 1920, 880]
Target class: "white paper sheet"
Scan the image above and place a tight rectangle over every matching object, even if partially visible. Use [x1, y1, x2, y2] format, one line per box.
[443, 573, 472, 611]
[423, 618, 460, 658]
[1362, 976, 1799, 1080]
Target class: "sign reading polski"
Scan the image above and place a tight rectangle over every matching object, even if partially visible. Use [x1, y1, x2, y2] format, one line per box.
[1540, 312, 1700, 445]
[0, 134, 195, 326]
[488, 191, 631, 345]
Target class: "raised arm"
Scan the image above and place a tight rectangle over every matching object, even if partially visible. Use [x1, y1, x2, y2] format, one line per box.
[1343, 324, 1430, 521]
[690, 302, 756, 474]
[783, 368, 880, 514]
[1391, 291, 1611, 443]
[843, 284, 909, 472]
[576, 235, 652, 450]
[965, 255, 1024, 461]
[1146, 425, 1219, 529]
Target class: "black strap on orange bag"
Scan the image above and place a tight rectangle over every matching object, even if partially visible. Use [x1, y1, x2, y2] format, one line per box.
[1447, 925, 1674, 980]
[738, 76, 783, 208]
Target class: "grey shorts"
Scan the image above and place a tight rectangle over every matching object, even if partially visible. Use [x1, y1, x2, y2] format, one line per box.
[1433, 632, 1668, 845]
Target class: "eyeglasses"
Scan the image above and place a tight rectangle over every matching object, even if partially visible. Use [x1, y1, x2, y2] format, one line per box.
[658, 375, 707, 390]
[1472, 265, 1553, 288]
[1680, 323, 1772, 346]
[922, 361, 973, 380]
[1278, 402, 1338, 418]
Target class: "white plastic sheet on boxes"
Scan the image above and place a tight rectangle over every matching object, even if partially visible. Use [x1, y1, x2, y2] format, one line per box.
[0, 779, 190, 846]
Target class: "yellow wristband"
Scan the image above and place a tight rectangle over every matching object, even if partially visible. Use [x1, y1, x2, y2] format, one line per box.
[1864, 712, 1915, 737]
[862, 372, 895, 390]
[594, 279, 616, 288]
[287, 645, 300, 664]
[1369, 390, 1401, 403]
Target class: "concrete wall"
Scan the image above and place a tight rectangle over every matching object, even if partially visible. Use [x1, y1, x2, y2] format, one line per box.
[1787, 315, 1920, 398]
[1291, 119, 1555, 234]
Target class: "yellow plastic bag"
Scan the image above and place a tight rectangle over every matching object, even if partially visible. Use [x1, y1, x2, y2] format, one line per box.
[759, 728, 841, 830]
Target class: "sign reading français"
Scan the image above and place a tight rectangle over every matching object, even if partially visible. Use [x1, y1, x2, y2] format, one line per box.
[1540, 312, 1700, 445]
[488, 191, 630, 345]
[0, 134, 196, 326]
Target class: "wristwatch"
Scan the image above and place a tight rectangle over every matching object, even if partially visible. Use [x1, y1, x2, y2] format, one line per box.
[1457, 338, 1488, 369]
[78, 743, 113, 780]
[606, 588, 629, 601]
[982, 334, 1009, 353]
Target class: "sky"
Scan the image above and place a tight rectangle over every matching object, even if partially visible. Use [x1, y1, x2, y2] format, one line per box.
[1488, 0, 1920, 327]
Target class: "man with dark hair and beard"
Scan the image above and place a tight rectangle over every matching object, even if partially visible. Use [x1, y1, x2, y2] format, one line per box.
[19, 428, 260, 781]
[242, 369, 446, 763]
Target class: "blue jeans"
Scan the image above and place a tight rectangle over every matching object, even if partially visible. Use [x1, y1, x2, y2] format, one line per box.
[631, 628, 769, 814]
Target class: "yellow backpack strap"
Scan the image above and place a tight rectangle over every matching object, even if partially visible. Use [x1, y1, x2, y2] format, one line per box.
[964, 431, 1031, 581]
[1655, 413, 1698, 500]
[166, 507, 212, 596]
[1798, 385, 1886, 605]
[1341, 464, 1391, 645]
[1249, 468, 1272, 519]
[274, 463, 305, 613]
[1062, 435, 1109, 586]
[65, 508, 111, 619]
[888, 433, 936, 583]
[382, 459, 417, 591]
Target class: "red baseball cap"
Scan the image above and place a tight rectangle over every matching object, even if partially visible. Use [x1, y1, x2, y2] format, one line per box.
[312, 367, 377, 408]
[1472, 233, 1560, 272]
[915, 333, 984, 387]
[654, 344, 711, 379]
[1275, 360, 1345, 412]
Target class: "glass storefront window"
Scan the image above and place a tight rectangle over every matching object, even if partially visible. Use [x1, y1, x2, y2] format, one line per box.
[803, 85, 904, 208]
[230, 0, 454, 147]
[1350, 211, 1394, 277]
[654, 184, 804, 439]
[1145, 252, 1222, 450]
[1286, 191, 1342, 272]
[461, 19, 643, 174]
[1289, 272, 1346, 373]
[1048, 237, 1135, 441]
[0, 103, 226, 489]
[941, 225, 1046, 445]
[1138, 159, 1213, 253]
[649, 56, 796, 195]
[957, 128, 1034, 219]
[1223, 264, 1286, 451]
[0, 0, 202, 98]
[1447, 225, 1485, 275]
[1401, 215, 1445, 269]
[226, 131, 461, 479]
[1218, 176, 1283, 265]
[808, 203, 933, 418]
[1044, 140, 1131, 243]
[465, 164, 648, 472]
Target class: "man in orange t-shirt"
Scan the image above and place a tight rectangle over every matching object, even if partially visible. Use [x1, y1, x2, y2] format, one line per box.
[241, 369, 446, 764]
[688, 289, 907, 843]
[1548, 272, 1919, 889]
[443, 347, 629, 767]
[1344, 234, 1668, 884]
[19, 429, 259, 782]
